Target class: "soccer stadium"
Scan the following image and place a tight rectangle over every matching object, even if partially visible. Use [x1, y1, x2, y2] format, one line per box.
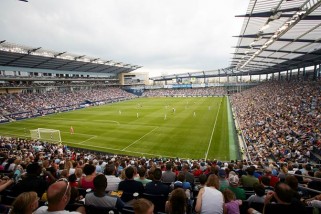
[0, 0, 321, 213]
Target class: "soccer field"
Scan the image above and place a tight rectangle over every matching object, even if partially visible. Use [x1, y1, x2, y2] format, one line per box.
[0, 97, 239, 160]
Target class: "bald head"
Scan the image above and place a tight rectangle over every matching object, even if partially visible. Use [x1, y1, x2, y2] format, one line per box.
[47, 180, 70, 205]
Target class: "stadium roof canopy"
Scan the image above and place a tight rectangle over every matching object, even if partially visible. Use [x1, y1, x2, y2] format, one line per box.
[0, 41, 142, 75]
[151, 0, 321, 81]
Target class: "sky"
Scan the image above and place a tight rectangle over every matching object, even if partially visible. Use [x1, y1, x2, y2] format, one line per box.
[0, 0, 249, 77]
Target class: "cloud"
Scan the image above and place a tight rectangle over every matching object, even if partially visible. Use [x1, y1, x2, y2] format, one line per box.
[0, 0, 248, 77]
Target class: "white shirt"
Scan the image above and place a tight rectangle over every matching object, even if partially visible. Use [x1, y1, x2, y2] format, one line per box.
[201, 187, 224, 214]
[34, 206, 81, 214]
[105, 175, 121, 191]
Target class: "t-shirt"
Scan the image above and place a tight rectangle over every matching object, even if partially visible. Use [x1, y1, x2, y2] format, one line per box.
[227, 186, 246, 200]
[34, 206, 81, 214]
[241, 175, 259, 188]
[85, 192, 124, 210]
[225, 200, 241, 214]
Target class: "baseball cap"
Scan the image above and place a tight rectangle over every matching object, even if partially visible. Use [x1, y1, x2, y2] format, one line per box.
[218, 169, 226, 178]
[228, 174, 239, 186]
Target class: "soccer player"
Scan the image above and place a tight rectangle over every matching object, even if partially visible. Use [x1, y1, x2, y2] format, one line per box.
[164, 114, 167, 120]
[137, 112, 139, 118]
[119, 109, 122, 115]
[193, 112, 196, 117]
[70, 126, 74, 134]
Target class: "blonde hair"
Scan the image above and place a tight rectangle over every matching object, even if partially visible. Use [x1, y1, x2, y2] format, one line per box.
[133, 198, 154, 214]
[10, 191, 38, 214]
[75, 168, 83, 179]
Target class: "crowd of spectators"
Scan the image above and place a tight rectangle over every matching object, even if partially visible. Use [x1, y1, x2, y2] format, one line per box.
[142, 87, 227, 97]
[230, 80, 321, 164]
[0, 81, 118, 88]
[0, 136, 320, 213]
[1, 78, 321, 212]
[0, 87, 137, 121]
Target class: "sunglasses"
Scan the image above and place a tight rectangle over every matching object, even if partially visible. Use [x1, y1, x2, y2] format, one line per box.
[56, 178, 70, 198]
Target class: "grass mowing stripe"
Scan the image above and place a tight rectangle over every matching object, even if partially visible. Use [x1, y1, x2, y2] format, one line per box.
[227, 96, 237, 160]
[204, 97, 223, 160]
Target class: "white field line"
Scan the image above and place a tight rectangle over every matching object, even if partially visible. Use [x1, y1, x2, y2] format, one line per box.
[8, 121, 96, 137]
[204, 98, 223, 160]
[47, 118, 120, 125]
[76, 136, 97, 145]
[60, 131, 96, 137]
[63, 141, 184, 159]
[121, 127, 159, 151]
[63, 142, 125, 152]
[0, 132, 27, 138]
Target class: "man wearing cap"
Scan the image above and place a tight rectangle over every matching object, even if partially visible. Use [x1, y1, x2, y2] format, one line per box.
[218, 169, 229, 191]
[227, 172, 246, 200]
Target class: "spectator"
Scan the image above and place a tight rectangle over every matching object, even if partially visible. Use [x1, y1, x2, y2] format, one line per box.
[218, 169, 229, 191]
[118, 166, 144, 202]
[104, 164, 121, 192]
[195, 174, 207, 192]
[165, 188, 187, 214]
[223, 188, 242, 214]
[135, 167, 152, 187]
[182, 164, 195, 186]
[240, 166, 259, 188]
[85, 174, 125, 211]
[145, 168, 170, 196]
[226, 172, 246, 200]
[173, 172, 192, 191]
[78, 164, 96, 190]
[162, 163, 176, 183]
[0, 176, 14, 193]
[195, 174, 224, 214]
[259, 168, 279, 188]
[133, 198, 154, 214]
[11, 163, 48, 198]
[34, 178, 85, 214]
[307, 171, 321, 197]
[303, 194, 321, 209]
[248, 182, 305, 214]
[10, 191, 39, 214]
[247, 183, 266, 205]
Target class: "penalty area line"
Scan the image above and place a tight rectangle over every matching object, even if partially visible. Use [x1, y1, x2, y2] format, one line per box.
[60, 131, 96, 137]
[75, 136, 97, 145]
[121, 127, 159, 151]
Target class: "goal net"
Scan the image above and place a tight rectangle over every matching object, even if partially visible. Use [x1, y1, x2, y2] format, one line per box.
[30, 128, 62, 143]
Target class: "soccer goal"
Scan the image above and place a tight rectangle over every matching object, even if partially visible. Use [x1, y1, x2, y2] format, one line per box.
[30, 128, 62, 143]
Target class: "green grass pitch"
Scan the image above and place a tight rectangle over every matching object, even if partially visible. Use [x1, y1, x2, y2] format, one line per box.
[0, 97, 238, 160]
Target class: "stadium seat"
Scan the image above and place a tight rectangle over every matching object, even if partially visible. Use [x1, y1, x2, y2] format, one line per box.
[1, 195, 16, 206]
[249, 202, 264, 213]
[121, 207, 135, 214]
[77, 188, 87, 198]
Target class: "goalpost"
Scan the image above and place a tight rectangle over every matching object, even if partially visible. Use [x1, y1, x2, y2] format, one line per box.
[30, 128, 62, 143]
